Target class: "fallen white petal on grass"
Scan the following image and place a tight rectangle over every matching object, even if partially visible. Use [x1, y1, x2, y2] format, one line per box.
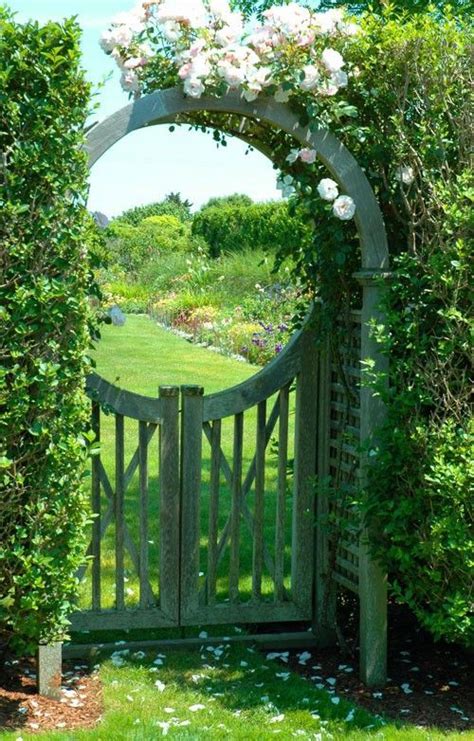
[269, 714, 285, 723]
[345, 709, 355, 722]
[199, 631, 208, 639]
[326, 677, 337, 686]
[164, 707, 176, 714]
[276, 672, 290, 681]
[154, 680, 166, 692]
[189, 703, 206, 712]
[331, 697, 340, 705]
[401, 683, 413, 694]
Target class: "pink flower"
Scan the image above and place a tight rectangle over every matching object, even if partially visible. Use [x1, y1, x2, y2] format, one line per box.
[299, 148, 317, 165]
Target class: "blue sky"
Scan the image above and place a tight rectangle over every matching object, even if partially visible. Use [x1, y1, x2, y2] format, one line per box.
[10, 0, 281, 216]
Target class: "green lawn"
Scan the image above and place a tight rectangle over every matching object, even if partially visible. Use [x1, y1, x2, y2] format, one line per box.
[2, 644, 471, 740]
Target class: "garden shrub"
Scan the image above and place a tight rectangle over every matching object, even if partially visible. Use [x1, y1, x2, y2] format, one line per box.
[114, 192, 192, 225]
[192, 200, 311, 257]
[0, 10, 95, 653]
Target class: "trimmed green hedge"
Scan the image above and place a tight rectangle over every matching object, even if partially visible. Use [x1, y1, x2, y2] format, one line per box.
[0, 10, 94, 653]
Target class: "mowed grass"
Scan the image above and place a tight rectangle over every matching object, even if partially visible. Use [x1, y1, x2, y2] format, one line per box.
[79, 315, 296, 612]
[2, 645, 471, 740]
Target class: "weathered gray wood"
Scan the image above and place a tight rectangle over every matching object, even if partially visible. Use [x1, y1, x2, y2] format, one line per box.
[357, 274, 388, 686]
[180, 386, 204, 621]
[115, 414, 125, 610]
[91, 402, 101, 610]
[37, 643, 62, 700]
[275, 386, 289, 602]
[69, 608, 178, 632]
[64, 630, 318, 659]
[314, 340, 337, 642]
[207, 419, 221, 605]
[159, 386, 180, 622]
[124, 423, 157, 491]
[203, 397, 280, 578]
[252, 400, 266, 600]
[86, 89, 389, 271]
[180, 600, 310, 627]
[203, 332, 302, 420]
[291, 326, 318, 610]
[229, 413, 244, 603]
[86, 372, 162, 423]
[138, 420, 149, 609]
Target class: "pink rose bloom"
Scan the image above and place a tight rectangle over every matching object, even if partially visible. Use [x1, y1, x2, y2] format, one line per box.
[299, 148, 317, 164]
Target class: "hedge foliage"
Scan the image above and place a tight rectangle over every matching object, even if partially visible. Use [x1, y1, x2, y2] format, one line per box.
[0, 10, 94, 653]
[192, 200, 312, 257]
[276, 7, 473, 646]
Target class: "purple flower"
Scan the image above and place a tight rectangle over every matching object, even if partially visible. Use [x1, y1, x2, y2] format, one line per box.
[278, 323, 288, 332]
[275, 342, 283, 354]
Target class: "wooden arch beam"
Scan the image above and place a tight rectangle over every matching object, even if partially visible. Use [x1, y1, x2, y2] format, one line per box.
[87, 87, 389, 271]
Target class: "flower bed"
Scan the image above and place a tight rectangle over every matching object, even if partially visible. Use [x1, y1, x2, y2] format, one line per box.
[149, 283, 301, 365]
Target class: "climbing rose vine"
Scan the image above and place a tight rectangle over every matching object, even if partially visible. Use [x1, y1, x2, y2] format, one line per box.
[100, 1, 358, 219]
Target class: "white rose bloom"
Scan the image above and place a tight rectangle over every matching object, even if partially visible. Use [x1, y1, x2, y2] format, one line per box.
[331, 69, 348, 88]
[157, 0, 207, 28]
[300, 64, 320, 91]
[209, 0, 231, 18]
[333, 195, 356, 220]
[184, 77, 205, 98]
[120, 70, 140, 93]
[217, 61, 246, 87]
[162, 21, 181, 41]
[396, 165, 415, 185]
[317, 178, 339, 202]
[321, 48, 344, 73]
[102, 24, 135, 50]
[264, 4, 311, 37]
[314, 10, 340, 35]
[112, 10, 145, 33]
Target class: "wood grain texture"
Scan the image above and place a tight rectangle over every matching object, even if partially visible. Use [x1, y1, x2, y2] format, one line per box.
[159, 386, 180, 622]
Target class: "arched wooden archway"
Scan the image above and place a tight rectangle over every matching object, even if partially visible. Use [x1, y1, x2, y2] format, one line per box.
[82, 88, 389, 686]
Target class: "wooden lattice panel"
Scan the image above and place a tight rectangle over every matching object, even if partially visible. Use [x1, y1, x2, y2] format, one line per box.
[329, 310, 362, 594]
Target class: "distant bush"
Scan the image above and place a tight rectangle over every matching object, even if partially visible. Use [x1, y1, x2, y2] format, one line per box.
[192, 201, 312, 257]
[106, 214, 195, 274]
[114, 193, 192, 226]
[200, 193, 253, 210]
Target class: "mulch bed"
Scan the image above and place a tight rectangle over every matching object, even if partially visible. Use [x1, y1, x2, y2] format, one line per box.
[0, 602, 472, 735]
[0, 658, 102, 735]
[287, 601, 473, 732]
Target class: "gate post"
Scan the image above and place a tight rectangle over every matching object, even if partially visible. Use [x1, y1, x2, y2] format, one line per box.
[180, 386, 204, 622]
[292, 322, 318, 612]
[357, 271, 388, 687]
[313, 337, 337, 646]
[159, 386, 180, 622]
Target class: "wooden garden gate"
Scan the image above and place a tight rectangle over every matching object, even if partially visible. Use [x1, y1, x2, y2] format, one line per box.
[72, 86, 390, 686]
[70, 320, 319, 632]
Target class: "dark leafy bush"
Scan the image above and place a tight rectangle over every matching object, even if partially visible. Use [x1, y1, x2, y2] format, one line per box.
[0, 10, 95, 653]
[192, 200, 312, 257]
